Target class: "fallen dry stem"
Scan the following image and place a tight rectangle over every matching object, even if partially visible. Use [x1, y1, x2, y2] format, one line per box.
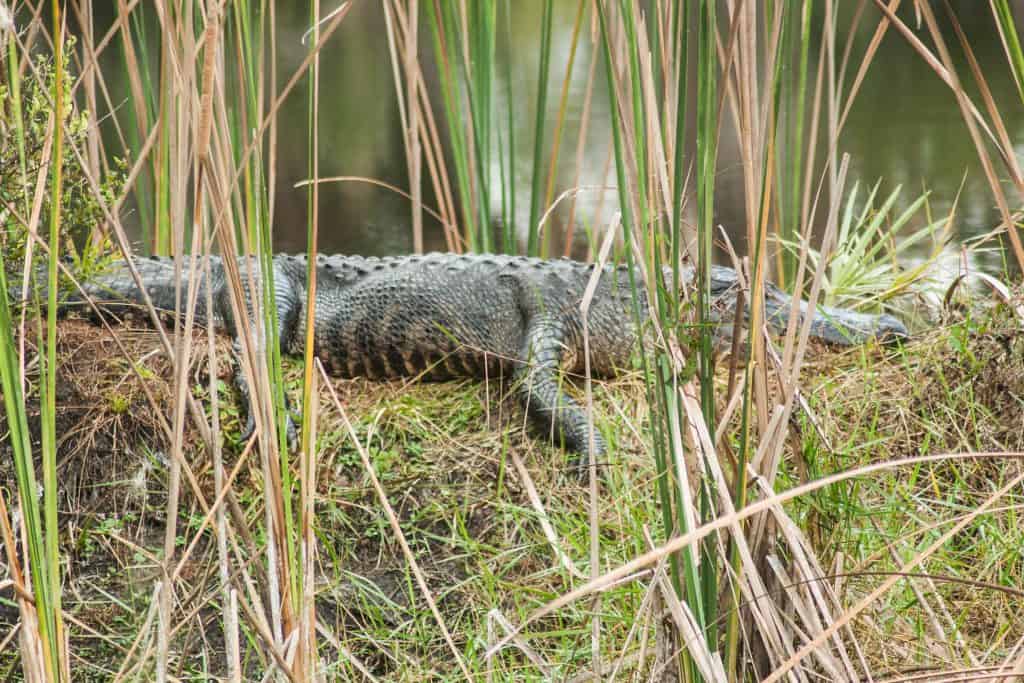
[486, 450, 1024, 659]
[763, 465, 1024, 681]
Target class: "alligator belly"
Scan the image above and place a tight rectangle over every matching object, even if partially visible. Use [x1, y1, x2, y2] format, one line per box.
[313, 344, 511, 381]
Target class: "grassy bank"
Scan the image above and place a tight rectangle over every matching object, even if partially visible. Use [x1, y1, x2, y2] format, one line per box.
[0, 306, 1020, 678]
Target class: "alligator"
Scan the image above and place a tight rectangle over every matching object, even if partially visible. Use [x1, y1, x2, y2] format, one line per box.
[31, 252, 908, 472]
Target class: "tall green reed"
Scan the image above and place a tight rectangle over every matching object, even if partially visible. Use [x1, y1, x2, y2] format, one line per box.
[0, 5, 69, 679]
[423, 0, 559, 253]
[526, 0, 553, 256]
[39, 2, 66, 677]
[694, 0, 720, 661]
[589, 2, 728, 678]
[775, 0, 814, 288]
[992, 0, 1024, 104]
[296, 0, 325, 672]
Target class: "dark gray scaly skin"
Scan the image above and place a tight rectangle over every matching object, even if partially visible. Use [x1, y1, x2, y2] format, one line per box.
[33, 252, 908, 471]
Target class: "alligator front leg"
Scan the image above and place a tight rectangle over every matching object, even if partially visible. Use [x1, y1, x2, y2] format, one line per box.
[514, 315, 606, 477]
[223, 269, 303, 447]
[234, 336, 300, 447]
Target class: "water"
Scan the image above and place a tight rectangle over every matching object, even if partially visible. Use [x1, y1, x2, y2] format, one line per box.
[95, 3, 1023, 271]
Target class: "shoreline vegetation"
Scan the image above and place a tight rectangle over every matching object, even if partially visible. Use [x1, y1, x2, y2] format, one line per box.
[1, 2, 1024, 681]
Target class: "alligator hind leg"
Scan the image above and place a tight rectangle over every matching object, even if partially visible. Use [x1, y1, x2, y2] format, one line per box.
[513, 315, 606, 477]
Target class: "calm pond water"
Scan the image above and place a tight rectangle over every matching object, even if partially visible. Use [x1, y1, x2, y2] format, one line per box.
[94, 3, 1024, 272]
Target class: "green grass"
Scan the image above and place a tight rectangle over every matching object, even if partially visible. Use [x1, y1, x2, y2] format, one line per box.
[6, 320, 665, 678]
[777, 181, 949, 313]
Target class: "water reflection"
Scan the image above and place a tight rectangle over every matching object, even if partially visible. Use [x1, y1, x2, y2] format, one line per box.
[95, 3, 1022, 269]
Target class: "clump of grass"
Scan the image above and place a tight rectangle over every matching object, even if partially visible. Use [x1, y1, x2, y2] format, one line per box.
[0, 320, 665, 678]
[792, 302, 1024, 669]
[14, 300, 1024, 678]
[777, 181, 950, 314]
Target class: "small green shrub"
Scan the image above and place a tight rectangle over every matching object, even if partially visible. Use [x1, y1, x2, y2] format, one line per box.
[1, 38, 124, 276]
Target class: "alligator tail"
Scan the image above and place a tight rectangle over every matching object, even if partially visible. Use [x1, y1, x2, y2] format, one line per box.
[9, 256, 218, 320]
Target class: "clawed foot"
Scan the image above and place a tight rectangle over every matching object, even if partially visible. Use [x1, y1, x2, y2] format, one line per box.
[239, 400, 302, 449]
[570, 431, 607, 482]
[573, 455, 603, 482]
